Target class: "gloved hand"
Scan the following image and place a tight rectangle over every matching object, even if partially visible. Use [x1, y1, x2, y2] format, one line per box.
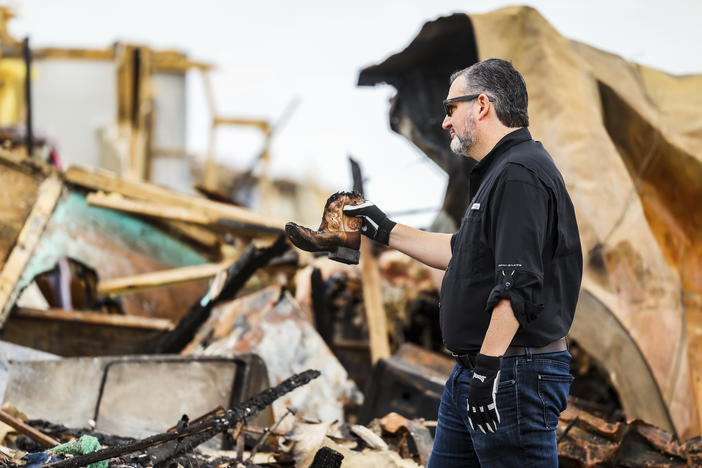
[467, 353, 502, 434]
[342, 201, 396, 245]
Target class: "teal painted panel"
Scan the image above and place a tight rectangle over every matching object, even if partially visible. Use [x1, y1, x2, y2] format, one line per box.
[18, 192, 208, 293]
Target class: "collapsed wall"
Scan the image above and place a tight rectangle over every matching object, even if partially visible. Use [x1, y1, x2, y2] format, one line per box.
[359, 6, 702, 439]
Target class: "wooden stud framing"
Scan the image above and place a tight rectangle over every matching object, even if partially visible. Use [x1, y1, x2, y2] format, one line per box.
[0, 176, 63, 326]
[360, 237, 391, 364]
[13, 307, 174, 331]
[97, 259, 234, 297]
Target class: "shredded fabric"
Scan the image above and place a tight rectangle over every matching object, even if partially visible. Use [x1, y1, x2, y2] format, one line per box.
[48, 435, 106, 468]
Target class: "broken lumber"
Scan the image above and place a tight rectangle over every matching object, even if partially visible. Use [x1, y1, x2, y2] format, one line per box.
[349, 157, 390, 364]
[360, 238, 391, 364]
[0, 147, 54, 178]
[0, 176, 63, 326]
[86, 191, 284, 236]
[161, 220, 221, 250]
[0, 408, 59, 448]
[42, 369, 320, 468]
[87, 192, 212, 224]
[13, 308, 174, 331]
[65, 166, 286, 233]
[97, 259, 235, 297]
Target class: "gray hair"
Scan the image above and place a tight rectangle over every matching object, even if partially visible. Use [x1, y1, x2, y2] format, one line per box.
[450, 59, 529, 128]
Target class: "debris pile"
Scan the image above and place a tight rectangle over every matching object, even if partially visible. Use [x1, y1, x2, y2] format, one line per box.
[557, 404, 702, 467]
[0, 4, 700, 467]
[1, 149, 699, 466]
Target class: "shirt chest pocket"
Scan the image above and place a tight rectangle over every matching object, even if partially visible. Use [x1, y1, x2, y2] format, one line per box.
[452, 209, 490, 278]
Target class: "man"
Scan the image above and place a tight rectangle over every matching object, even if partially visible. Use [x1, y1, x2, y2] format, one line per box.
[344, 58, 583, 466]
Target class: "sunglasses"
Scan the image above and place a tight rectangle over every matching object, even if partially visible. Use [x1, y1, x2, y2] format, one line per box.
[443, 94, 495, 117]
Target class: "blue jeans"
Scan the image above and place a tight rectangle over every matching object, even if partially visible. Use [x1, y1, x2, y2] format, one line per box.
[428, 350, 573, 467]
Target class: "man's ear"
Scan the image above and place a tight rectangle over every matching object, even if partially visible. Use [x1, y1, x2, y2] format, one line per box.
[476, 94, 492, 121]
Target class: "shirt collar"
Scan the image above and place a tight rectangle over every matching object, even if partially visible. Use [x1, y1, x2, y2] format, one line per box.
[470, 127, 532, 175]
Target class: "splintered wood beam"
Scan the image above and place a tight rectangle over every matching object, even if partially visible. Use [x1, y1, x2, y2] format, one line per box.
[87, 192, 213, 224]
[0, 409, 59, 448]
[33, 47, 114, 61]
[213, 117, 270, 131]
[165, 220, 221, 250]
[64, 167, 186, 206]
[14, 308, 174, 331]
[97, 259, 234, 297]
[360, 237, 391, 364]
[85, 192, 284, 238]
[0, 176, 63, 326]
[0, 147, 54, 177]
[66, 167, 287, 232]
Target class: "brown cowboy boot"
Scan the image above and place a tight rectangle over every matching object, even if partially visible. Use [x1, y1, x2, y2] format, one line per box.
[285, 191, 363, 264]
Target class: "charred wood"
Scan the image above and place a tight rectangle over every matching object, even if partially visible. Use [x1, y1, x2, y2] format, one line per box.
[309, 446, 344, 468]
[156, 235, 288, 353]
[310, 268, 332, 346]
[41, 369, 319, 468]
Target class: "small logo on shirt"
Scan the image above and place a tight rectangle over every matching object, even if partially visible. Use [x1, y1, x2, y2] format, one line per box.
[471, 203, 481, 210]
[474, 373, 487, 382]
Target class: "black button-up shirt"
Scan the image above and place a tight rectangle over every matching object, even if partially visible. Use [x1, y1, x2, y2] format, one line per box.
[440, 127, 582, 353]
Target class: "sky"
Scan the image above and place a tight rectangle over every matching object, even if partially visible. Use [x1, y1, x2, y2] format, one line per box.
[9, 0, 702, 227]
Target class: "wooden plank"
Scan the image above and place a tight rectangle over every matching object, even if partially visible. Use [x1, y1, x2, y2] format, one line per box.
[0, 176, 63, 326]
[34, 47, 114, 61]
[165, 220, 221, 250]
[213, 117, 270, 131]
[0, 409, 59, 447]
[14, 308, 174, 331]
[65, 166, 214, 211]
[152, 57, 212, 72]
[204, 123, 218, 190]
[360, 237, 391, 364]
[0, 147, 54, 177]
[87, 192, 213, 224]
[65, 166, 287, 231]
[97, 259, 234, 297]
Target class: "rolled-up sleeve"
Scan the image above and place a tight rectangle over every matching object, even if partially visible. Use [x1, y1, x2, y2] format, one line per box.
[485, 164, 550, 328]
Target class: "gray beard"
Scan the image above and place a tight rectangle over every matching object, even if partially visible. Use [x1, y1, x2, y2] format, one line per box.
[450, 115, 477, 155]
[450, 134, 473, 154]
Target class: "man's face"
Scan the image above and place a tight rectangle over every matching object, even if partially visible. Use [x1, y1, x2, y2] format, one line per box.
[442, 76, 478, 156]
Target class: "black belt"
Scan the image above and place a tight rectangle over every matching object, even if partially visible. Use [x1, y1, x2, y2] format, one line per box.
[451, 337, 568, 369]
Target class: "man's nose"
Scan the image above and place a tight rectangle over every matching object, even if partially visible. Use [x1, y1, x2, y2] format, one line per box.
[442, 114, 451, 130]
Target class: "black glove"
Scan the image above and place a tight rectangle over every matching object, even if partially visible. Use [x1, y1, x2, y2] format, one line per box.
[467, 353, 502, 434]
[342, 201, 396, 245]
